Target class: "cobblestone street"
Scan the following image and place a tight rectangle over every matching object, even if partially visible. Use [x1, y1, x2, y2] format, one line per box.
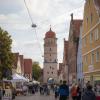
[15, 93, 56, 100]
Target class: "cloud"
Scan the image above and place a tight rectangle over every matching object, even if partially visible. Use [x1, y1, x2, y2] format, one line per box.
[0, 0, 85, 67]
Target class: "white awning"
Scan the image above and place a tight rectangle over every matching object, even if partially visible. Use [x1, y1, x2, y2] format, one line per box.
[12, 73, 28, 82]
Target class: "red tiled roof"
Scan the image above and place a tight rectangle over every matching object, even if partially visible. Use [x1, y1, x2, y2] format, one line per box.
[24, 59, 32, 74]
[45, 28, 56, 38]
[72, 20, 83, 37]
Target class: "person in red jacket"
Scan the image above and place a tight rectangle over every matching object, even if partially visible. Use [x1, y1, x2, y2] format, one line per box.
[71, 83, 78, 100]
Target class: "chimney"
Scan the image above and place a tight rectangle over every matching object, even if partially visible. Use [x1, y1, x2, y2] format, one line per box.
[71, 13, 73, 20]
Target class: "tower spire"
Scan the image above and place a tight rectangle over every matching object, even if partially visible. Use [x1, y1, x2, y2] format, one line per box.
[50, 25, 51, 31]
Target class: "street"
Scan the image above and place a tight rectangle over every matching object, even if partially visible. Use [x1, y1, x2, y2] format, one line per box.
[15, 93, 55, 100]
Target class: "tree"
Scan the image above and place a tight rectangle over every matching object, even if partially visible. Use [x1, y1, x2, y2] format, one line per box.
[0, 27, 14, 79]
[32, 62, 41, 80]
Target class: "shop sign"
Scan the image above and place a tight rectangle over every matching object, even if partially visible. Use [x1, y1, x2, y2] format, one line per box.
[88, 65, 94, 72]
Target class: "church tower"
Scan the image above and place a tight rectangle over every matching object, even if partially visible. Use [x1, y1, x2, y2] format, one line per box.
[43, 27, 58, 83]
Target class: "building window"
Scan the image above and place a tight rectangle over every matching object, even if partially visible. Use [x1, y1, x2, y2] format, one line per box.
[91, 53, 94, 64]
[83, 37, 86, 47]
[96, 51, 100, 62]
[94, 29, 99, 41]
[50, 54, 51, 56]
[47, 72, 49, 74]
[90, 13, 93, 23]
[50, 66, 51, 69]
[84, 56, 88, 65]
[90, 32, 93, 43]
[52, 72, 53, 74]
[86, 17, 88, 24]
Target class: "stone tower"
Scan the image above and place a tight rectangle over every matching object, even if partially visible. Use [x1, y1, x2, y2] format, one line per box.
[43, 27, 58, 83]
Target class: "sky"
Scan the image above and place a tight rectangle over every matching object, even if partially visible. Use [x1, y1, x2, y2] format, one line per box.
[0, 0, 85, 68]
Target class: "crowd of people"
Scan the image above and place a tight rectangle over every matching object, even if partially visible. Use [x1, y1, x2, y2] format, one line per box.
[1, 80, 99, 100]
[33, 80, 99, 100]
[53, 80, 99, 100]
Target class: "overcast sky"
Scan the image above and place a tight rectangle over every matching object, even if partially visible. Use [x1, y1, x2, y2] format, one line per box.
[0, 0, 85, 68]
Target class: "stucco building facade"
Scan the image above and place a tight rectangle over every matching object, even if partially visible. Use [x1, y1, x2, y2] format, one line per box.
[82, 0, 100, 84]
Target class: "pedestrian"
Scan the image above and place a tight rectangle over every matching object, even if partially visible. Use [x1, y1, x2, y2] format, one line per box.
[71, 83, 78, 100]
[54, 85, 59, 99]
[82, 85, 96, 100]
[0, 87, 2, 100]
[32, 85, 35, 94]
[77, 83, 82, 100]
[22, 85, 28, 96]
[58, 80, 69, 100]
[12, 87, 16, 100]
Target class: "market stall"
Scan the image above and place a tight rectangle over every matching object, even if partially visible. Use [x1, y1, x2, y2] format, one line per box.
[12, 73, 29, 95]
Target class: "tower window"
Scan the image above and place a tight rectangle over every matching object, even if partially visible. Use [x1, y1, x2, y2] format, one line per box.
[52, 68, 54, 70]
[50, 48, 51, 51]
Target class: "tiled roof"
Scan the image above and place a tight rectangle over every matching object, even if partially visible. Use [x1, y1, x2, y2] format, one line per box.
[24, 59, 32, 74]
[45, 28, 56, 38]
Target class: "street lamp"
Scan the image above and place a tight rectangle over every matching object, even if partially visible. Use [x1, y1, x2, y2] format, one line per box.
[31, 24, 37, 28]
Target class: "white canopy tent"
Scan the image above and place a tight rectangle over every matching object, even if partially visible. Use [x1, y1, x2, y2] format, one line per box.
[33, 80, 40, 84]
[12, 73, 29, 82]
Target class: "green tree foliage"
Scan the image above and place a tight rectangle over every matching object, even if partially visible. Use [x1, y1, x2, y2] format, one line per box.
[0, 27, 14, 79]
[32, 62, 41, 80]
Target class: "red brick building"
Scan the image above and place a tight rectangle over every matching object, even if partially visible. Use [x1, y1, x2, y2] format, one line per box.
[68, 14, 83, 84]
[24, 59, 32, 80]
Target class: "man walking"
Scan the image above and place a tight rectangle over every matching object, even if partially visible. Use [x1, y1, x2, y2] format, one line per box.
[82, 85, 96, 100]
[58, 81, 69, 100]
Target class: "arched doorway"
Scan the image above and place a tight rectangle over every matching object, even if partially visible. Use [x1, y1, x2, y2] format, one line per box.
[47, 77, 54, 84]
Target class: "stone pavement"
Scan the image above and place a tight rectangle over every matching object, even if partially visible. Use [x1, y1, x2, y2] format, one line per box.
[15, 92, 56, 100]
[15, 92, 72, 100]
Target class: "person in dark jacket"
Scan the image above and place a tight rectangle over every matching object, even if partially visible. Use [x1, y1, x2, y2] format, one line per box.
[77, 84, 82, 100]
[58, 81, 69, 100]
[82, 85, 96, 100]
